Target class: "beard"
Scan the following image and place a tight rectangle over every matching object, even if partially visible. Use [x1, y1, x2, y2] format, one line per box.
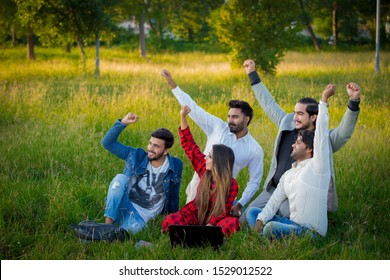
[294, 120, 312, 130]
[290, 148, 307, 161]
[148, 150, 165, 162]
[228, 122, 245, 133]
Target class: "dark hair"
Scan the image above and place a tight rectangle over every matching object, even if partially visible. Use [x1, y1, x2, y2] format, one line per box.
[297, 129, 315, 156]
[212, 144, 235, 179]
[196, 144, 235, 224]
[151, 128, 174, 149]
[228, 100, 254, 126]
[297, 97, 318, 117]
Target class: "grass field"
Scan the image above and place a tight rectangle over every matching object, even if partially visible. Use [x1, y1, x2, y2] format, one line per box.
[0, 47, 389, 260]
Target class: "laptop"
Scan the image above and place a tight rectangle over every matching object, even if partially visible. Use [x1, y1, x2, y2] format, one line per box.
[168, 225, 224, 249]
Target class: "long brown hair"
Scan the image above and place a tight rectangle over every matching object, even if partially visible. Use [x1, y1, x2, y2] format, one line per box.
[196, 144, 235, 225]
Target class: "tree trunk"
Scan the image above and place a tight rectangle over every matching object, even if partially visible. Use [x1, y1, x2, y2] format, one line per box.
[305, 26, 321, 51]
[188, 27, 194, 42]
[95, 32, 100, 77]
[11, 26, 16, 47]
[77, 34, 86, 73]
[332, 0, 338, 47]
[157, 0, 164, 47]
[298, 0, 321, 51]
[66, 43, 72, 53]
[26, 26, 35, 60]
[139, 9, 146, 58]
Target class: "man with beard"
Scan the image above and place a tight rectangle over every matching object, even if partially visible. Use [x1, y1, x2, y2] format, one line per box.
[161, 70, 263, 217]
[246, 84, 336, 238]
[241, 59, 361, 222]
[101, 112, 182, 234]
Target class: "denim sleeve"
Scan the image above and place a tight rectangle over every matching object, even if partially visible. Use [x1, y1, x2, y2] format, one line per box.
[101, 119, 135, 160]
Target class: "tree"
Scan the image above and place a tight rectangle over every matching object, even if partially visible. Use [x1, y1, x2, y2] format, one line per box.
[309, 0, 390, 47]
[355, 0, 390, 46]
[165, 0, 224, 43]
[47, 0, 117, 73]
[212, 0, 299, 74]
[298, 0, 321, 51]
[0, 0, 18, 46]
[13, 0, 50, 60]
[118, 0, 148, 57]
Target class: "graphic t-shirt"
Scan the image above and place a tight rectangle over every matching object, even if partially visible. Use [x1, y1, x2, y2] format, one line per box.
[129, 157, 169, 222]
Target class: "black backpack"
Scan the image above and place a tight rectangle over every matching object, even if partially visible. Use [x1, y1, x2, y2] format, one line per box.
[70, 220, 129, 242]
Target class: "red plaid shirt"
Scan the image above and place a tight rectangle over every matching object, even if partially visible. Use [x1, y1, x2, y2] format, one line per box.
[179, 126, 238, 225]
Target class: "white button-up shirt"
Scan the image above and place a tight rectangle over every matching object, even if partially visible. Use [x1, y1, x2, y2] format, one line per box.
[172, 86, 264, 207]
[257, 101, 331, 236]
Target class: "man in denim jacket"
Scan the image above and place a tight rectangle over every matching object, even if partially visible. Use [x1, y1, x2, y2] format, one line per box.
[102, 112, 182, 234]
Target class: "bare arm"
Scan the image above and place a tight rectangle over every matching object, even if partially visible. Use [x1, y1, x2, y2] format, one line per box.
[180, 105, 191, 130]
[161, 69, 177, 89]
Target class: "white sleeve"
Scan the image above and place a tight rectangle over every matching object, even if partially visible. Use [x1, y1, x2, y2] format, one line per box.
[237, 145, 263, 207]
[172, 86, 225, 136]
[257, 174, 287, 223]
[312, 101, 331, 176]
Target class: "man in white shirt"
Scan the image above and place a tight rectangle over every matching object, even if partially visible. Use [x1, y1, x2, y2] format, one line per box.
[246, 85, 336, 238]
[161, 70, 264, 217]
[241, 59, 361, 222]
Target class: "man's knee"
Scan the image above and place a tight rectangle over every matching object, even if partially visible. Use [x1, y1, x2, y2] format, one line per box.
[240, 190, 271, 224]
[109, 174, 128, 190]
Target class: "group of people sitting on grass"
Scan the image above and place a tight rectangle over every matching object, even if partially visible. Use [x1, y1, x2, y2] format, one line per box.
[100, 59, 361, 241]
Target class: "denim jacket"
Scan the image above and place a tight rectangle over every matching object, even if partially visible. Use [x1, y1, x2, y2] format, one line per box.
[102, 120, 183, 214]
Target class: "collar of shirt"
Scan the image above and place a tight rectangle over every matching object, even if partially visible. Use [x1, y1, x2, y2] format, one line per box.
[227, 128, 251, 142]
[291, 158, 311, 169]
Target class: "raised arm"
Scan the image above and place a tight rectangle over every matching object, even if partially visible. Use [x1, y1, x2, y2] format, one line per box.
[101, 113, 139, 160]
[161, 69, 225, 136]
[161, 69, 177, 89]
[180, 105, 191, 130]
[179, 106, 206, 177]
[311, 84, 335, 175]
[329, 82, 361, 152]
[243, 59, 287, 126]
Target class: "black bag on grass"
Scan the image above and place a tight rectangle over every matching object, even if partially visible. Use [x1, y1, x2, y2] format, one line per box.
[70, 220, 129, 242]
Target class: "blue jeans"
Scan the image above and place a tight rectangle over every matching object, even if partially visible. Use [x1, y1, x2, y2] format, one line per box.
[246, 207, 313, 239]
[104, 174, 146, 234]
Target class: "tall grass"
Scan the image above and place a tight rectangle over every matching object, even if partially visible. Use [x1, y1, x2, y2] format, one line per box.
[0, 47, 389, 260]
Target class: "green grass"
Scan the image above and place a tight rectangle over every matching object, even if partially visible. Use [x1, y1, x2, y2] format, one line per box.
[0, 47, 389, 260]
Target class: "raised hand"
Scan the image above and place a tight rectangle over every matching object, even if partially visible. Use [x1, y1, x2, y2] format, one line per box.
[180, 105, 191, 130]
[180, 105, 191, 118]
[161, 69, 177, 89]
[121, 112, 139, 125]
[346, 82, 361, 100]
[321, 84, 336, 103]
[243, 59, 256, 74]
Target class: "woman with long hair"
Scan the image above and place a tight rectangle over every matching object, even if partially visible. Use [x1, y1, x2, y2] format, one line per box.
[162, 105, 240, 236]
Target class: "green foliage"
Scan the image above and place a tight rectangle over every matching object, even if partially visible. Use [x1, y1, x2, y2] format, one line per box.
[211, 0, 299, 74]
[0, 47, 389, 260]
[164, 0, 224, 42]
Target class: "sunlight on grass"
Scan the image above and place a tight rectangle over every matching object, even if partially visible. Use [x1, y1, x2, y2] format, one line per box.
[0, 47, 389, 260]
